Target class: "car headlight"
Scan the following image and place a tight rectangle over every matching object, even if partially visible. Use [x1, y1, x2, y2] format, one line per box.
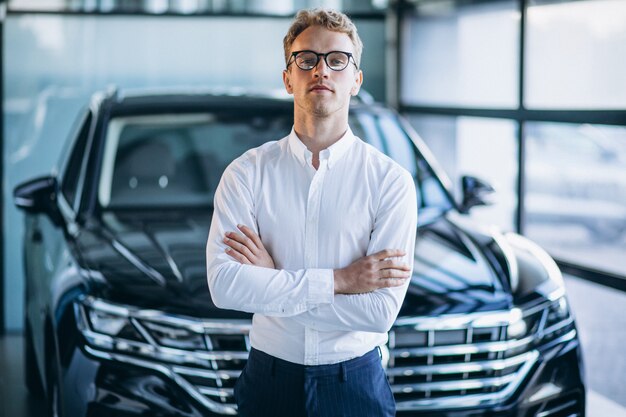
[77, 297, 210, 352]
[541, 296, 573, 341]
[142, 321, 206, 350]
[507, 295, 574, 355]
[546, 296, 570, 326]
[88, 308, 134, 337]
[78, 298, 144, 344]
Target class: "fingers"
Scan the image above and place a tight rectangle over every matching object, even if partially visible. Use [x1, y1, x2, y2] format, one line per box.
[379, 268, 411, 279]
[225, 247, 252, 265]
[371, 249, 406, 260]
[223, 226, 275, 269]
[377, 258, 411, 289]
[223, 235, 255, 260]
[225, 231, 257, 253]
[379, 259, 411, 271]
[237, 224, 263, 249]
[380, 278, 410, 288]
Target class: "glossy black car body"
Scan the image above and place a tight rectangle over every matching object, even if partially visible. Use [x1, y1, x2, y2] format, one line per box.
[15, 88, 585, 417]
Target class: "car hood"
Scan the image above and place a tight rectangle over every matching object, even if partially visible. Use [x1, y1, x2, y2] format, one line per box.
[75, 210, 513, 319]
[399, 212, 513, 317]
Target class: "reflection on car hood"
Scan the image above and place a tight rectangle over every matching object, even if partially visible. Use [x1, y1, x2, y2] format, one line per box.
[75, 210, 512, 319]
[75, 209, 245, 318]
[400, 213, 512, 317]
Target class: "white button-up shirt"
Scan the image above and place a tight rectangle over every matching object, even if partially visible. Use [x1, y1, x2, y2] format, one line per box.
[206, 126, 417, 365]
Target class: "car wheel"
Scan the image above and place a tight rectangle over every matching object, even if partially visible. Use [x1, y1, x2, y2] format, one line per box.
[24, 322, 45, 397]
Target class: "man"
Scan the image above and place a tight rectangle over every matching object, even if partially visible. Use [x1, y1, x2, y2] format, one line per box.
[206, 8, 417, 417]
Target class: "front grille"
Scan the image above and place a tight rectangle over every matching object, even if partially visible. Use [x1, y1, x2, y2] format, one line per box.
[387, 310, 541, 411]
[172, 333, 250, 409]
[77, 295, 577, 415]
[169, 315, 540, 413]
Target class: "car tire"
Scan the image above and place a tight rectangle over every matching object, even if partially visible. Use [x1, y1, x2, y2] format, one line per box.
[24, 321, 45, 397]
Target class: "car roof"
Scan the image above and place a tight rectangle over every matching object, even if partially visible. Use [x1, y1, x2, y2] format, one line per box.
[100, 86, 382, 116]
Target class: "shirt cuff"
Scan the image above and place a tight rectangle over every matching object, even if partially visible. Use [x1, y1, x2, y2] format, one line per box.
[307, 268, 334, 305]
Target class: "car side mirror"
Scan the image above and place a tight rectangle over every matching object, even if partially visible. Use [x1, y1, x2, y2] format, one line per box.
[13, 176, 64, 226]
[459, 175, 495, 214]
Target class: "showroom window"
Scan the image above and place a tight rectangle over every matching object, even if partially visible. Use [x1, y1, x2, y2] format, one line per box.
[401, 0, 520, 108]
[407, 114, 519, 232]
[7, 0, 389, 14]
[2, 0, 389, 332]
[525, 0, 626, 109]
[525, 122, 626, 277]
[401, 0, 626, 287]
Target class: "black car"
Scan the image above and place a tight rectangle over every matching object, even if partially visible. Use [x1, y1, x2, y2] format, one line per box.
[14, 88, 585, 417]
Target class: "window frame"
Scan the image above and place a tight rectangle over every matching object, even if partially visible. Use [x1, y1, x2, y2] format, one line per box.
[58, 109, 94, 218]
[397, 0, 626, 290]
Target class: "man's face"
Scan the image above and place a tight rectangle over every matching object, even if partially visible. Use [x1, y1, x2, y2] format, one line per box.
[283, 26, 363, 118]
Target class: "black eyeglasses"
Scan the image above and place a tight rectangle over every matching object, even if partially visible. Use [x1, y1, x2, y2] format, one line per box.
[287, 50, 358, 71]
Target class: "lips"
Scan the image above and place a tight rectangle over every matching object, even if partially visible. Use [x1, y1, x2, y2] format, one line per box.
[310, 85, 332, 92]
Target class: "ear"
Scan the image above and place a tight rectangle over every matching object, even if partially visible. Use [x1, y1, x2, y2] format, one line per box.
[283, 69, 293, 94]
[350, 69, 363, 96]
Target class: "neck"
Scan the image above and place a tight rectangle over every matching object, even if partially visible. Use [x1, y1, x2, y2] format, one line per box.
[293, 108, 349, 155]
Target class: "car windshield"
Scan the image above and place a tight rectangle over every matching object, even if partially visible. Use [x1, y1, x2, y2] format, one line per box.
[98, 109, 453, 225]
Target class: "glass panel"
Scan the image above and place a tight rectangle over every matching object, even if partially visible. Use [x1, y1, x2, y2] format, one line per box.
[405, 114, 518, 232]
[526, 0, 626, 109]
[525, 122, 626, 277]
[101, 113, 292, 208]
[376, 114, 454, 223]
[378, 114, 417, 176]
[61, 112, 92, 209]
[100, 110, 454, 225]
[8, 0, 388, 13]
[355, 19, 387, 101]
[3, 12, 385, 330]
[401, 1, 520, 108]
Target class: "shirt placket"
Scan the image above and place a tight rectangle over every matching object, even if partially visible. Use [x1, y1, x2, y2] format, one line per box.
[303, 157, 328, 366]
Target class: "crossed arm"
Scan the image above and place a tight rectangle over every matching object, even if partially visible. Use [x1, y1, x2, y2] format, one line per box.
[224, 224, 411, 295]
[206, 158, 417, 333]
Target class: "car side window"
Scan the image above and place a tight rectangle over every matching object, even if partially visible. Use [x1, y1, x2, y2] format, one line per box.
[374, 113, 454, 222]
[378, 115, 418, 177]
[61, 112, 92, 209]
[351, 112, 387, 153]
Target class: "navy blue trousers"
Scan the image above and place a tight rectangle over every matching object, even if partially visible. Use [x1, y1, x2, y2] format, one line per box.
[234, 347, 396, 417]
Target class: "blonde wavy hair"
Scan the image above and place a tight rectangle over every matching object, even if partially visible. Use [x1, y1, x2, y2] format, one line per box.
[283, 8, 363, 69]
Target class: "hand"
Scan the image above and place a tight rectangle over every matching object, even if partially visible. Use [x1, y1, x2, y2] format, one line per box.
[223, 224, 275, 269]
[334, 249, 411, 294]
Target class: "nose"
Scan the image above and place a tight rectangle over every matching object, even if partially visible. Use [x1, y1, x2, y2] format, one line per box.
[313, 57, 331, 78]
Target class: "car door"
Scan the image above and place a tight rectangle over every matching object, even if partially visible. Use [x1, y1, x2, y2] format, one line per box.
[25, 110, 92, 373]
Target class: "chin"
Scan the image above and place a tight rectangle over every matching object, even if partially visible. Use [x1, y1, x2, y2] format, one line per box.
[312, 98, 350, 116]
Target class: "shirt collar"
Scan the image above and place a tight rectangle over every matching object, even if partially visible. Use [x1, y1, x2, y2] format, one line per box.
[287, 126, 356, 169]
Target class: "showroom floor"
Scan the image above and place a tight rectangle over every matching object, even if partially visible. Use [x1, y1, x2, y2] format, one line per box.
[1, 275, 625, 417]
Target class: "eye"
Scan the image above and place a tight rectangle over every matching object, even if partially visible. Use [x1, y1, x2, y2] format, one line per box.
[296, 52, 317, 67]
[328, 53, 348, 67]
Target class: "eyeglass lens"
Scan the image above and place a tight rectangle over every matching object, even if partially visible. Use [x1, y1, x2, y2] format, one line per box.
[294, 51, 351, 71]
